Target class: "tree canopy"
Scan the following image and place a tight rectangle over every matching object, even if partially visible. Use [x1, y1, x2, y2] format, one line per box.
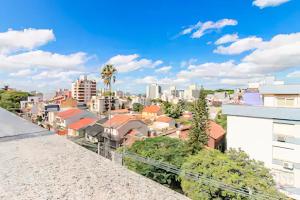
[132, 103, 144, 112]
[187, 88, 209, 153]
[215, 110, 227, 130]
[121, 136, 191, 190]
[0, 90, 30, 111]
[180, 149, 288, 200]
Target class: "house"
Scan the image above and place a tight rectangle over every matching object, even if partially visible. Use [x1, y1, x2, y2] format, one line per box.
[68, 118, 97, 137]
[111, 109, 129, 115]
[223, 84, 300, 199]
[85, 123, 104, 143]
[142, 105, 162, 120]
[171, 121, 225, 150]
[102, 114, 149, 150]
[55, 108, 96, 134]
[153, 116, 175, 130]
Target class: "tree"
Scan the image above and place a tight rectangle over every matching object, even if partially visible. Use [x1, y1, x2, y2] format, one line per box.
[187, 87, 209, 153]
[132, 103, 144, 112]
[215, 110, 227, 130]
[180, 149, 288, 200]
[121, 137, 191, 190]
[101, 64, 117, 157]
[0, 90, 30, 112]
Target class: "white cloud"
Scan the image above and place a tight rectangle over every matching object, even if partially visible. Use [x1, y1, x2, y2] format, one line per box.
[105, 54, 163, 73]
[181, 19, 238, 39]
[135, 76, 158, 84]
[0, 28, 55, 54]
[32, 70, 83, 80]
[287, 71, 300, 78]
[215, 33, 239, 45]
[9, 69, 34, 77]
[135, 75, 188, 86]
[180, 58, 198, 68]
[242, 33, 300, 73]
[155, 66, 172, 73]
[0, 50, 87, 70]
[214, 36, 263, 55]
[253, 0, 290, 8]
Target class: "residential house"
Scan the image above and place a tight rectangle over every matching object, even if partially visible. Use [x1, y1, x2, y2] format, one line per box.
[55, 108, 96, 135]
[153, 116, 175, 130]
[68, 118, 97, 137]
[223, 84, 300, 199]
[142, 105, 162, 120]
[102, 114, 149, 150]
[85, 123, 104, 143]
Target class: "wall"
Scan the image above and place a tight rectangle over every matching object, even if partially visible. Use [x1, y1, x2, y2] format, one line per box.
[227, 115, 273, 167]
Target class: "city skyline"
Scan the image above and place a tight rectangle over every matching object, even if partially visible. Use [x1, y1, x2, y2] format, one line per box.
[1, 0, 300, 93]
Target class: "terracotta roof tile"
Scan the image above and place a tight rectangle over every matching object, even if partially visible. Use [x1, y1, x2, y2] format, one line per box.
[156, 116, 173, 123]
[56, 109, 83, 120]
[68, 118, 97, 131]
[208, 120, 225, 140]
[103, 114, 135, 128]
[143, 105, 161, 113]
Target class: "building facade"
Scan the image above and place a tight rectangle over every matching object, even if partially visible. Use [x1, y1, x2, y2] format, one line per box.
[71, 75, 97, 103]
[223, 84, 300, 199]
[146, 83, 161, 99]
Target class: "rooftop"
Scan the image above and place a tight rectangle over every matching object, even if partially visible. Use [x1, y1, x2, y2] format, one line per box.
[259, 84, 300, 94]
[156, 116, 174, 123]
[68, 118, 97, 130]
[56, 108, 83, 119]
[143, 105, 161, 113]
[103, 114, 141, 128]
[223, 104, 300, 121]
[0, 108, 188, 200]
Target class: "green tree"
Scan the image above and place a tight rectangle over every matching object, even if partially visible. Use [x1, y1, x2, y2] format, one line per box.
[132, 103, 144, 112]
[187, 87, 209, 153]
[161, 101, 172, 115]
[180, 149, 288, 200]
[0, 90, 30, 111]
[121, 137, 191, 190]
[215, 110, 227, 130]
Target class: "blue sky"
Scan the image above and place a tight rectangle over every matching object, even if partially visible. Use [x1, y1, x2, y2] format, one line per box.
[0, 0, 300, 94]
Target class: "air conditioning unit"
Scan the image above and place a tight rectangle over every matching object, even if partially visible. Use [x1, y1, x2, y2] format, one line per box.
[283, 162, 294, 170]
[277, 135, 286, 142]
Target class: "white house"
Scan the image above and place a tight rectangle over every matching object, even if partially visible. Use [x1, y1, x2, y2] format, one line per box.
[223, 84, 300, 199]
[153, 116, 175, 130]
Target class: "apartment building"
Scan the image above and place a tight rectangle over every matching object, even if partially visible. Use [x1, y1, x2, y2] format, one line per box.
[223, 84, 300, 199]
[89, 95, 119, 114]
[71, 75, 97, 103]
[146, 83, 161, 99]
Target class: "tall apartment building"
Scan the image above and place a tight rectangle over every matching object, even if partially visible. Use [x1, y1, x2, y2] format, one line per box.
[184, 84, 200, 101]
[223, 84, 300, 199]
[71, 75, 97, 103]
[146, 83, 161, 99]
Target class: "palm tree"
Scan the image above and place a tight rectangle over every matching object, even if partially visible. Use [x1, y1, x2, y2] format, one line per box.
[100, 64, 117, 158]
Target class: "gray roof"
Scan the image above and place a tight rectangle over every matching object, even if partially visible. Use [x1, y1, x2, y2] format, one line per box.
[259, 84, 300, 94]
[0, 107, 188, 200]
[223, 104, 300, 121]
[0, 107, 47, 138]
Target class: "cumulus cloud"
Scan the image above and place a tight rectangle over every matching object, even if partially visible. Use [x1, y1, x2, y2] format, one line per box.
[253, 0, 291, 8]
[9, 69, 35, 77]
[135, 75, 188, 86]
[0, 28, 55, 54]
[287, 71, 300, 78]
[0, 50, 87, 70]
[242, 33, 300, 73]
[180, 19, 238, 39]
[215, 33, 239, 45]
[214, 36, 263, 55]
[32, 70, 83, 80]
[105, 54, 163, 73]
[155, 66, 172, 73]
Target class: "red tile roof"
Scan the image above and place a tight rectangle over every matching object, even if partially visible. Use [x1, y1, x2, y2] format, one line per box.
[56, 109, 83, 120]
[208, 121, 225, 140]
[179, 121, 225, 140]
[68, 118, 97, 130]
[143, 105, 161, 113]
[156, 116, 173, 123]
[103, 114, 135, 128]
[111, 109, 129, 114]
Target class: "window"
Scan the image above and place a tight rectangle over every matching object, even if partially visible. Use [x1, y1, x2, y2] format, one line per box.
[276, 97, 295, 107]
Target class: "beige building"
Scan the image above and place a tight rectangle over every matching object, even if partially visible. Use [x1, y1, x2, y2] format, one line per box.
[71, 75, 97, 103]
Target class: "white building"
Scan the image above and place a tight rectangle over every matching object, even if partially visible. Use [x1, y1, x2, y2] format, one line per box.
[71, 75, 97, 103]
[184, 84, 200, 101]
[89, 95, 120, 114]
[223, 84, 300, 199]
[146, 84, 161, 99]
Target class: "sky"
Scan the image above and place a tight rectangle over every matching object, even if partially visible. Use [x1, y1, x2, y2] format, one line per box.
[0, 0, 300, 94]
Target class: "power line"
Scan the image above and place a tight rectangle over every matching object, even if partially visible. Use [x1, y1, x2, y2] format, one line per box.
[121, 150, 282, 200]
